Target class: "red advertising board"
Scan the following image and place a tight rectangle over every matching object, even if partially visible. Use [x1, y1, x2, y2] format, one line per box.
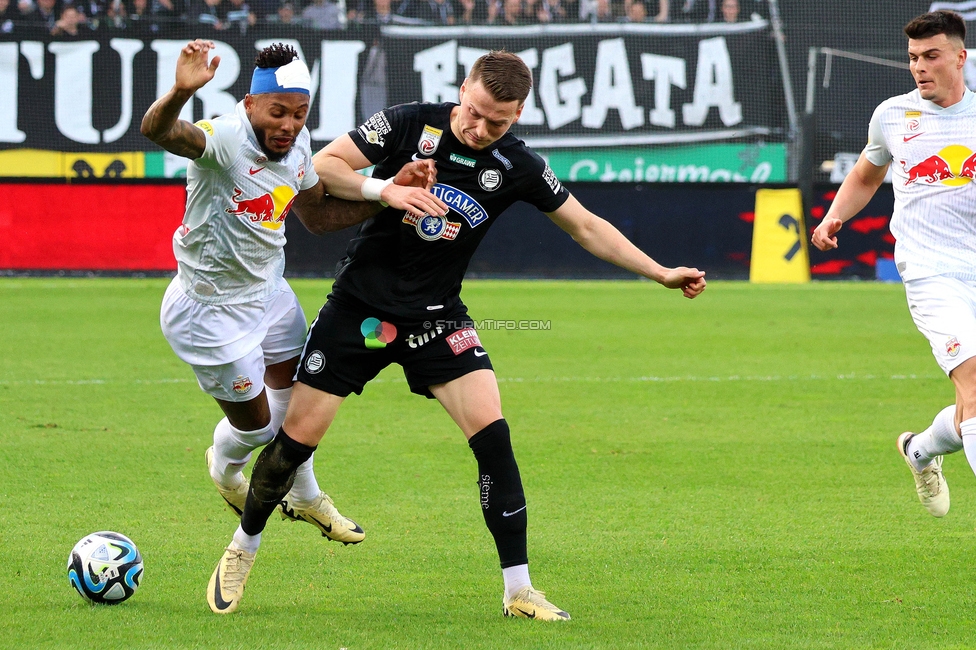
[0, 184, 184, 270]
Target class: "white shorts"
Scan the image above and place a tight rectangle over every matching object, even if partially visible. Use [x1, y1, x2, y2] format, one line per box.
[160, 276, 308, 402]
[904, 275, 976, 375]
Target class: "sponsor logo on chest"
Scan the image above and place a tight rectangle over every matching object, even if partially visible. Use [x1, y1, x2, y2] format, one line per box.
[430, 183, 490, 228]
[402, 213, 462, 241]
[225, 185, 297, 231]
[899, 145, 976, 187]
[450, 153, 476, 168]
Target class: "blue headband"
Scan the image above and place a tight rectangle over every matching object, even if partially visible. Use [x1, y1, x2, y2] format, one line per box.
[249, 59, 311, 95]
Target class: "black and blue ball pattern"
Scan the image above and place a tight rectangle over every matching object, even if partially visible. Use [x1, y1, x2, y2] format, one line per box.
[67, 531, 143, 604]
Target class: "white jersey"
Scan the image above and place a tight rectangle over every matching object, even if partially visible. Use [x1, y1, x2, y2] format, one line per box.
[863, 89, 976, 282]
[175, 101, 319, 305]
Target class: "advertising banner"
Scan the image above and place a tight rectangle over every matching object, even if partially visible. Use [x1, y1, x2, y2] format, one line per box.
[1, 21, 786, 180]
[382, 21, 786, 148]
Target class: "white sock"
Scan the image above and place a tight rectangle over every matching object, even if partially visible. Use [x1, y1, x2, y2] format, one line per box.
[288, 455, 321, 506]
[230, 525, 261, 554]
[211, 418, 275, 488]
[502, 564, 532, 600]
[960, 418, 976, 479]
[907, 405, 961, 471]
[266, 386, 292, 433]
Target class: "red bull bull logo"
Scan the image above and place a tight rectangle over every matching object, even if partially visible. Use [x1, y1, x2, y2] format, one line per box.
[232, 375, 253, 394]
[225, 185, 297, 231]
[902, 146, 976, 187]
[960, 151, 976, 180]
[947, 337, 961, 358]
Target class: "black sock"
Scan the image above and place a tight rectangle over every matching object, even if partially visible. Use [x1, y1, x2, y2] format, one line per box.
[468, 419, 528, 569]
[240, 428, 316, 536]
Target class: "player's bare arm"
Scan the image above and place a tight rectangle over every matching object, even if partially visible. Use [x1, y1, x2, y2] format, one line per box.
[811, 153, 889, 251]
[546, 195, 706, 299]
[313, 134, 449, 218]
[291, 160, 441, 235]
[140, 39, 220, 159]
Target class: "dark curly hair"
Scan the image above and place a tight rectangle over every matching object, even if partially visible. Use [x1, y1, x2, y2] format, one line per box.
[255, 43, 300, 69]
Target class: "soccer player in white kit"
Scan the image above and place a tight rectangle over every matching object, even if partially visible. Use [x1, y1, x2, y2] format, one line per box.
[141, 40, 445, 547]
[812, 11, 976, 518]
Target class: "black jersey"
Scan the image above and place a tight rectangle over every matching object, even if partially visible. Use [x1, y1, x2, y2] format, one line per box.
[331, 102, 570, 319]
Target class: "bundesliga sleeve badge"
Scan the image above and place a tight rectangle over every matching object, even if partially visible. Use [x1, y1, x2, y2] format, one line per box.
[418, 125, 443, 156]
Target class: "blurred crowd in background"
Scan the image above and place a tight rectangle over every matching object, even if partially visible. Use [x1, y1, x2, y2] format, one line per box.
[0, 0, 765, 36]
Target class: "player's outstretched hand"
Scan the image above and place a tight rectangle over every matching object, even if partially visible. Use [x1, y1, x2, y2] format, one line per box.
[175, 40, 220, 94]
[380, 184, 450, 219]
[393, 159, 438, 191]
[811, 217, 842, 251]
[660, 267, 706, 299]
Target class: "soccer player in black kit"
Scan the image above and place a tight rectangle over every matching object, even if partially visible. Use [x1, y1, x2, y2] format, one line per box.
[208, 50, 707, 619]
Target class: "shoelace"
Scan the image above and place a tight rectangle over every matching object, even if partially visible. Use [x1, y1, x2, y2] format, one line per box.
[919, 463, 943, 495]
[223, 550, 252, 591]
[519, 589, 558, 611]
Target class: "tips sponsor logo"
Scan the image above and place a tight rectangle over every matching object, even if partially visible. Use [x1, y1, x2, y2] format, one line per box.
[947, 337, 961, 358]
[225, 186, 296, 230]
[232, 375, 253, 394]
[361, 317, 397, 349]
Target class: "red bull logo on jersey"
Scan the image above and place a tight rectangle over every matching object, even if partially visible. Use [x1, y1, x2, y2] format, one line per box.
[901, 146, 976, 187]
[430, 183, 490, 228]
[225, 185, 297, 231]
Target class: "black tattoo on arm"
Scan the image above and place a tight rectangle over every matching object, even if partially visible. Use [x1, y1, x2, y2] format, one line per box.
[292, 183, 385, 235]
[140, 89, 206, 159]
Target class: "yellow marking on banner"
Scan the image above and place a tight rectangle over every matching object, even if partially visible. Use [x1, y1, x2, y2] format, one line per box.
[750, 188, 810, 283]
[0, 150, 146, 179]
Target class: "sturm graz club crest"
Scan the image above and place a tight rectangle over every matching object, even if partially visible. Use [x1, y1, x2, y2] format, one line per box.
[304, 350, 325, 373]
[478, 168, 502, 191]
[402, 213, 461, 241]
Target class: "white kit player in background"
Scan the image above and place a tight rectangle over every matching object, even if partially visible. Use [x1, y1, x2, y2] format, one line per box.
[140, 40, 443, 547]
[812, 11, 976, 517]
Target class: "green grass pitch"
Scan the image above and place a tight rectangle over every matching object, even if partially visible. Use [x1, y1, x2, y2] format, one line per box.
[2, 278, 974, 649]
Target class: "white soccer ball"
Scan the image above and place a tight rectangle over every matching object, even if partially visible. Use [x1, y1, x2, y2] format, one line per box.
[67, 531, 144, 604]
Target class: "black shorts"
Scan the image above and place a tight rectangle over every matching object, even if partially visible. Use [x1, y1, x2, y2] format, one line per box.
[296, 294, 493, 399]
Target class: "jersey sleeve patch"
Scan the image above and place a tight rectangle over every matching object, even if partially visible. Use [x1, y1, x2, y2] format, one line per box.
[357, 111, 393, 147]
[194, 120, 214, 136]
